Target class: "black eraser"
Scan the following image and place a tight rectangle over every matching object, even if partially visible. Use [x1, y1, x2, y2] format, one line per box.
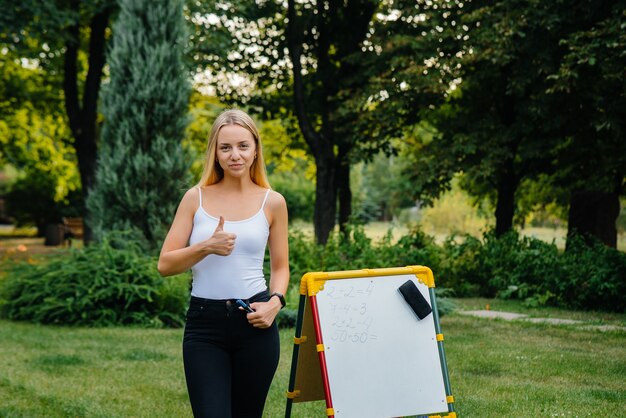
[398, 280, 432, 320]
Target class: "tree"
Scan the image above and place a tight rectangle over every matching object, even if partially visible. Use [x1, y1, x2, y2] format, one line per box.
[412, 0, 569, 237]
[546, 1, 626, 248]
[188, 0, 464, 243]
[188, 0, 379, 243]
[405, 0, 625, 244]
[0, 52, 82, 233]
[86, 0, 190, 246]
[1, 0, 116, 242]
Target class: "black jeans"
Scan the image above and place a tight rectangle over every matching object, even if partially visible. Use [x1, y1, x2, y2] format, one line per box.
[182, 290, 280, 418]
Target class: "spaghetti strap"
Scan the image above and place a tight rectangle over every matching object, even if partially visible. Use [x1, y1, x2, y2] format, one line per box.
[260, 189, 271, 210]
[197, 187, 203, 210]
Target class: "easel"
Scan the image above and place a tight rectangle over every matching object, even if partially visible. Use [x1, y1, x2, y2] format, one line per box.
[285, 266, 456, 418]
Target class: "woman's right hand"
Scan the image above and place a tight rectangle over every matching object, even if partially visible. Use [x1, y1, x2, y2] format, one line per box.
[206, 216, 237, 256]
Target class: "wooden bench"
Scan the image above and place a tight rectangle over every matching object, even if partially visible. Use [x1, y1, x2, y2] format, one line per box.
[62, 217, 84, 246]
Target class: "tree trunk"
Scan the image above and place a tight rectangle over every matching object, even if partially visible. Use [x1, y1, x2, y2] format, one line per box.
[337, 158, 351, 232]
[494, 162, 518, 237]
[286, 0, 377, 243]
[567, 190, 620, 248]
[63, 4, 110, 244]
[314, 156, 337, 244]
[287, 0, 339, 244]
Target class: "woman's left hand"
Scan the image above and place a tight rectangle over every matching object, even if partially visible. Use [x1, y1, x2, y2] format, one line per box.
[246, 298, 282, 328]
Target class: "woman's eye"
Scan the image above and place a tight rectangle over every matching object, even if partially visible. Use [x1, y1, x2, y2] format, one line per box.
[240, 144, 249, 149]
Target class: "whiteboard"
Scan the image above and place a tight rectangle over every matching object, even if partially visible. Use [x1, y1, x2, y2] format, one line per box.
[315, 274, 448, 418]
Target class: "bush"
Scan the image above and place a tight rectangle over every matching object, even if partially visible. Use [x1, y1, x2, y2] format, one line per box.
[438, 235, 483, 296]
[548, 235, 626, 311]
[0, 233, 189, 327]
[276, 308, 298, 328]
[271, 173, 315, 221]
[439, 230, 626, 312]
[285, 224, 453, 318]
[288, 224, 442, 282]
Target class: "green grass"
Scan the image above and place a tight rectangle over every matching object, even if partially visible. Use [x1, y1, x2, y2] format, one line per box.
[1, 305, 624, 417]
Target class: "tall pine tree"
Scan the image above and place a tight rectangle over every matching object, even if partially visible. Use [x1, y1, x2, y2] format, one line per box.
[87, 0, 190, 247]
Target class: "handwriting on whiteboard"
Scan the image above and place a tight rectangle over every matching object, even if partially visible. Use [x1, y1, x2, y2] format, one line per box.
[324, 280, 379, 344]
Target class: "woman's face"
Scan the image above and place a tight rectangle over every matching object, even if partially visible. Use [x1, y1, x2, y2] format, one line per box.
[215, 125, 257, 179]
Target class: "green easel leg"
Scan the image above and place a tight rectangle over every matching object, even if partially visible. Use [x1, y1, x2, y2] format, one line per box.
[285, 294, 307, 418]
[429, 288, 455, 415]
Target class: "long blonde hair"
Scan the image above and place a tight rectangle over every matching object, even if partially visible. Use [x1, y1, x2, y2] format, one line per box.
[197, 109, 271, 188]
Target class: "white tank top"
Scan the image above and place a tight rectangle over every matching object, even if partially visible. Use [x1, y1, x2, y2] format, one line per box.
[188, 187, 271, 299]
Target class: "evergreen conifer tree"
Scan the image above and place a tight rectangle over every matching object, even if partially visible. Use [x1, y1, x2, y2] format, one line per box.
[87, 0, 190, 247]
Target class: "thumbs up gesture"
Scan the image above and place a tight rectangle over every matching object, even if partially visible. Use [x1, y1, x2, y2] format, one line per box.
[208, 216, 237, 256]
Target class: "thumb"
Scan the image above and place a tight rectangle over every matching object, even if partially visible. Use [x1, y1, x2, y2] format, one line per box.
[214, 216, 225, 233]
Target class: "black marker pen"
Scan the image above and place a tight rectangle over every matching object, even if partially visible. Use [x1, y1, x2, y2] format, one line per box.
[235, 299, 255, 313]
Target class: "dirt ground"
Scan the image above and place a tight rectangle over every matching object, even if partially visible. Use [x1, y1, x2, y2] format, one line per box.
[0, 237, 71, 263]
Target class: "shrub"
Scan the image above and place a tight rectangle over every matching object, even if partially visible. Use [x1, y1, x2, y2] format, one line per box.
[276, 308, 298, 328]
[288, 224, 442, 281]
[0, 233, 189, 327]
[439, 229, 626, 312]
[285, 224, 453, 318]
[392, 226, 443, 272]
[438, 234, 482, 296]
[548, 235, 626, 311]
[271, 173, 315, 221]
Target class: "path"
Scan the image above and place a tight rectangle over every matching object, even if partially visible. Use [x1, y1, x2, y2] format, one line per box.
[459, 310, 626, 332]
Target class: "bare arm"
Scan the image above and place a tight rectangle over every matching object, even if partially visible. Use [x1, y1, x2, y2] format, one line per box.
[248, 191, 290, 328]
[157, 188, 237, 276]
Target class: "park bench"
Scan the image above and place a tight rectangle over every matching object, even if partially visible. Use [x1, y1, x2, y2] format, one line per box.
[62, 217, 84, 246]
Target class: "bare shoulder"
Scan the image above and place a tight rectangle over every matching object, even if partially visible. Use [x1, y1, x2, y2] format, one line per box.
[179, 187, 201, 212]
[266, 189, 287, 210]
[265, 190, 288, 225]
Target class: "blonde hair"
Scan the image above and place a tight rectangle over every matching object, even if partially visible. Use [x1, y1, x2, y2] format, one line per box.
[197, 109, 271, 188]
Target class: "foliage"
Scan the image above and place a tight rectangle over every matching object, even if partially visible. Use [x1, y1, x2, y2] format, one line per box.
[0, 233, 190, 327]
[409, 0, 626, 243]
[287, 224, 453, 316]
[5, 172, 83, 234]
[183, 92, 225, 182]
[270, 172, 315, 222]
[0, 50, 82, 230]
[552, 235, 626, 311]
[351, 152, 416, 223]
[275, 308, 298, 329]
[544, 2, 626, 247]
[260, 118, 314, 178]
[287, 223, 626, 313]
[87, 0, 191, 247]
[416, 176, 493, 236]
[187, 0, 466, 243]
[439, 230, 626, 312]
[262, 117, 316, 221]
[546, 2, 626, 194]
[1, 0, 117, 242]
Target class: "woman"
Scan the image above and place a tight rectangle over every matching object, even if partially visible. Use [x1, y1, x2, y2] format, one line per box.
[158, 109, 289, 418]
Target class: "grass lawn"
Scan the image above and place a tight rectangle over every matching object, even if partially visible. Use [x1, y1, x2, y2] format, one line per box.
[1, 302, 624, 417]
